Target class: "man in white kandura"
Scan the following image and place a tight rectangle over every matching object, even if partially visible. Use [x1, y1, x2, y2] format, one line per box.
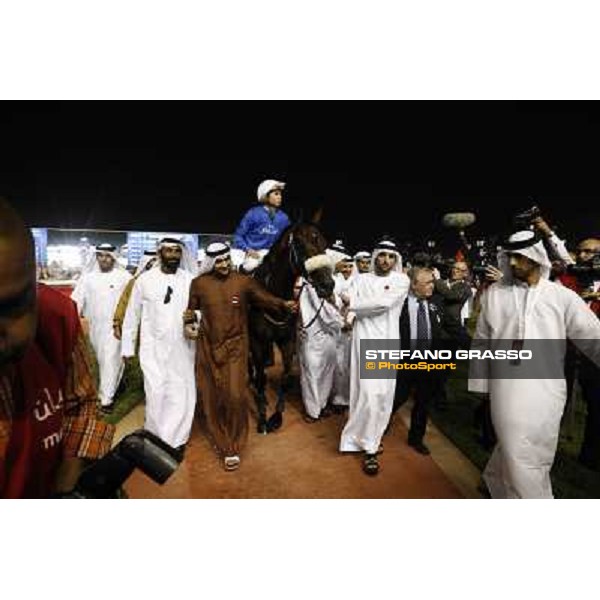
[329, 240, 357, 411]
[469, 230, 600, 498]
[354, 250, 372, 274]
[71, 243, 132, 412]
[339, 237, 410, 476]
[121, 238, 197, 454]
[297, 271, 344, 423]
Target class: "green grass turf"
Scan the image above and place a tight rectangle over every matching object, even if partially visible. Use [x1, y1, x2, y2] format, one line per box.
[84, 334, 145, 427]
[102, 356, 145, 426]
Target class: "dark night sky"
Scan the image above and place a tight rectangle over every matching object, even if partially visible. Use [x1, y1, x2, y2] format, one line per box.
[1, 101, 599, 252]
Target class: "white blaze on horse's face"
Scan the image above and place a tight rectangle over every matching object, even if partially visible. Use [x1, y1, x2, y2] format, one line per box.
[304, 254, 335, 298]
[304, 254, 333, 274]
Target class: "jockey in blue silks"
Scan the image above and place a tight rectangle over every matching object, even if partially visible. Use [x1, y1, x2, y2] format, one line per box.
[232, 179, 291, 273]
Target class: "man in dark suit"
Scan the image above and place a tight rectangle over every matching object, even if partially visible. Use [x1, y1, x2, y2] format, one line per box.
[391, 266, 460, 455]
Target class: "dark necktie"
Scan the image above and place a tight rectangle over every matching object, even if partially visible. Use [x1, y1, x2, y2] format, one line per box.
[416, 299, 430, 350]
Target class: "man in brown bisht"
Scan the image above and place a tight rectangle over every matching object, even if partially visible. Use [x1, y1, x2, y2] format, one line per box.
[184, 241, 297, 471]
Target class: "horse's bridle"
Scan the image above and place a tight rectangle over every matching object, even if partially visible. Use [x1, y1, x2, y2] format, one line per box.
[261, 231, 330, 330]
[288, 232, 308, 279]
[287, 232, 329, 330]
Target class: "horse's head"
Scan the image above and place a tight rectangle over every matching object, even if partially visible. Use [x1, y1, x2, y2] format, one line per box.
[287, 220, 335, 299]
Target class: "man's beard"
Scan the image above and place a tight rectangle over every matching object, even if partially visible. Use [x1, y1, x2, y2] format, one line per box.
[511, 268, 526, 281]
[164, 259, 181, 271]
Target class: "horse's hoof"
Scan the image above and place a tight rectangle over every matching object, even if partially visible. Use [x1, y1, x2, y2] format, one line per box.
[257, 421, 268, 435]
[266, 411, 283, 432]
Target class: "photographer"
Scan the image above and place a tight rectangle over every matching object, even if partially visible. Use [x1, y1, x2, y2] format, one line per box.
[515, 205, 574, 274]
[559, 237, 600, 470]
[433, 261, 472, 329]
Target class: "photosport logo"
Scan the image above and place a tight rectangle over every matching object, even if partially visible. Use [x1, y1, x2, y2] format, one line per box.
[359, 339, 587, 380]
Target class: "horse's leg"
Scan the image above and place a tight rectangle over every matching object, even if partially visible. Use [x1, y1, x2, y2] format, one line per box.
[250, 340, 268, 435]
[267, 337, 295, 432]
[278, 337, 295, 412]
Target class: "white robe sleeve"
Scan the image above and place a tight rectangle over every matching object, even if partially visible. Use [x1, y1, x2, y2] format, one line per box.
[121, 277, 143, 357]
[349, 279, 404, 318]
[468, 288, 492, 394]
[70, 276, 86, 316]
[565, 291, 600, 367]
[547, 232, 575, 266]
[345, 310, 356, 327]
[300, 285, 343, 331]
[321, 299, 344, 330]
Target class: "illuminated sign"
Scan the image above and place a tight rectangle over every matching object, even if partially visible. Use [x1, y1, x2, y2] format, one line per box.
[127, 231, 199, 266]
[31, 228, 48, 265]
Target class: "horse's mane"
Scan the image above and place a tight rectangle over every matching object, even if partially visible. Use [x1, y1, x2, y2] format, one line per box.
[253, 224, 295, 283]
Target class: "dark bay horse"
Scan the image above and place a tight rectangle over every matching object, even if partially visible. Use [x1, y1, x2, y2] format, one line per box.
[249, 216, 334, 434]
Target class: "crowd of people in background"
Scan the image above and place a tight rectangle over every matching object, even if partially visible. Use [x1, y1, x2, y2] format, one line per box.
[2, 182, 600, 498]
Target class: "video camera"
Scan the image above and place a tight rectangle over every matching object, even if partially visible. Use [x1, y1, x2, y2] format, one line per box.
[440, 212, 498, 278]
[513, 205, 542, 230]
[566, 252, 600, 285]
[470, 239, 499, 277]
[409, 250, 454, 278]
[512, 203, 572, 269]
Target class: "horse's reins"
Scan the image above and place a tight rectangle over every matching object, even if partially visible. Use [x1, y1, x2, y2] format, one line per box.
[260, 232, 328, 330]
[289, 234, 328, 330]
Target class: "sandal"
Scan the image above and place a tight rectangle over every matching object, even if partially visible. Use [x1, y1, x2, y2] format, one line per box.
[224, 455, 240, 471]
[362, 454, 380, 476]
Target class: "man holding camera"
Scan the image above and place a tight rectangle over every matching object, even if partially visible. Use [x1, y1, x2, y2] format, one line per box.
[434, 261, 472, 330]
[514, 206, 574, 273]
[559, 237, 600, 470]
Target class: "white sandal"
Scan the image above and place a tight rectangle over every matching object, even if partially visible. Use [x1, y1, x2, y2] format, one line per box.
[224, 455, 240, 471]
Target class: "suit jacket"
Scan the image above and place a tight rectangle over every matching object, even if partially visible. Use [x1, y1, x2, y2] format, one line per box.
[399, 296, 460, 352]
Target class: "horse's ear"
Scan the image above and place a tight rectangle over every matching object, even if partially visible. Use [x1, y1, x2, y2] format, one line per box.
[310, 207, 323, 225]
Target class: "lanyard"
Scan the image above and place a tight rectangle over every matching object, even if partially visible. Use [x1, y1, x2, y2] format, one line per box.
[512, 281, 543, 340]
